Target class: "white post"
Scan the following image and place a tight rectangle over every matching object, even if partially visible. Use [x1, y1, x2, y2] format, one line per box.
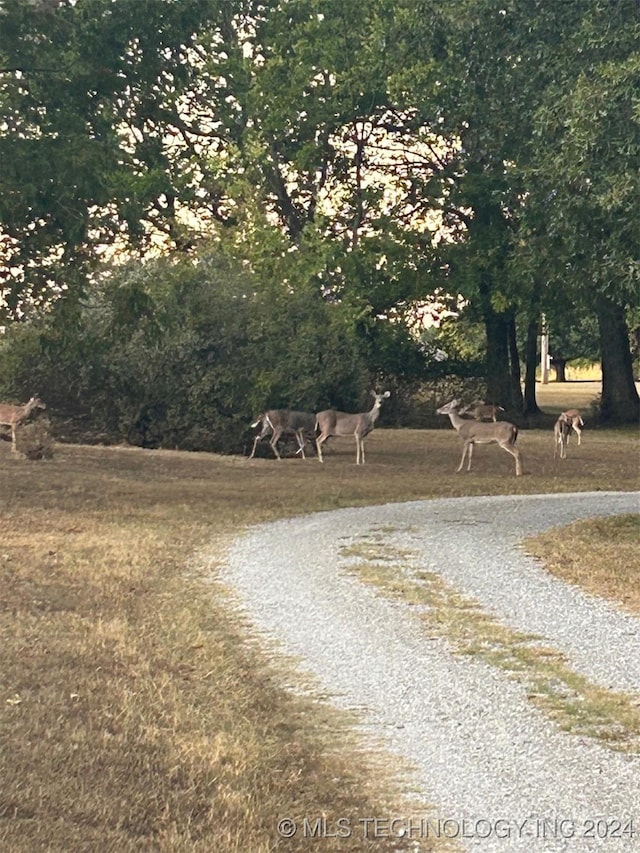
[540, 315, 549, 385]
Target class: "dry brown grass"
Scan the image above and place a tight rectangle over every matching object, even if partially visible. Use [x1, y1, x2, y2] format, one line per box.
[525, 515, 640, 616]
[0, 398, 638, 851]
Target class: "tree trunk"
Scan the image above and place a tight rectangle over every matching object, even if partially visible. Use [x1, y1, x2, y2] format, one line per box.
[508, 312, 524, 411]
[596, 295, 640, 423]
[479, 275, 522, 412]
[522, 278, 542, 417]
[522, 314, 541, 416]
[551, 358, 568, 382]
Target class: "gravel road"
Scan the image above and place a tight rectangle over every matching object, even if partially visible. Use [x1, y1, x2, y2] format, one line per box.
[221, 491, 640, 852]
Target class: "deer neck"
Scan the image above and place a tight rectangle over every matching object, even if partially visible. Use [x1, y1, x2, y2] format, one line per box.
[24, 401, 35, 416]
[367, 401, 382, 425]
[447, 410, 466, 431]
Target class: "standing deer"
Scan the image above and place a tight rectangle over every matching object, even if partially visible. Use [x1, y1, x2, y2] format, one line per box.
[553, 409, 584, 460]
[553, 413, 572, 460]
[561, 409, 584, 445]
[436, 398, 523, 476]
[248, 410, 316, 460]
[0, 396, 47, 452]
[460, 402, 505, 422]
[315, 390, 391, 465]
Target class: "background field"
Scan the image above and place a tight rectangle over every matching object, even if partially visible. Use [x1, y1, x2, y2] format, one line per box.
[0, 382, 637, 852]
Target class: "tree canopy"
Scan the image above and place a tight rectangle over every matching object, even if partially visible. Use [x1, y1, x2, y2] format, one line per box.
[1, 0, 638, 433]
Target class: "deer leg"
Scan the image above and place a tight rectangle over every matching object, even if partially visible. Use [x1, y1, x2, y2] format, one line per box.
[249, 432, 264, 459]
[501, 442, 523, 475]
[249, 420, 271, 459]
[357, 436, 365, 465]
[11, 425, 17, 453]
[553, 427, 564, 460]
[457, 442, 469, 472]
[269, 428, 283, 459]
[573, 424, 582, 445]
[466, 441, 474, 471]
[295, 429, 306, 459]
[316, 433, 327, 462]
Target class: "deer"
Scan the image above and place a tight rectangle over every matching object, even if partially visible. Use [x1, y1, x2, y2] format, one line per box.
[553, 413, 572, 460]
[315, 390, 391, 465]
[460, 401, 505, 422]
[0, 396, 47, 453]
[248, 410, 316, 460]
[553, 409, 584, 460]
[436, 398, 523, 476]
[561, 409, 584, 445]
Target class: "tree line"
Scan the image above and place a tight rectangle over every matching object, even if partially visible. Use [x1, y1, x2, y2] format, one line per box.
[0, 0, 638, 450]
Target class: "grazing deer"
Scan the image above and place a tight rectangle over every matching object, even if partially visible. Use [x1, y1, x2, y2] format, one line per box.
[0, 396, 47, 452]
[460, 402, 505, 422]
[553, 413, 572, 460]
[315, 390, 391, 465]
[561, 409, 584, 445]
[437, 398, 523, 476]
[249, 410, 316, 460]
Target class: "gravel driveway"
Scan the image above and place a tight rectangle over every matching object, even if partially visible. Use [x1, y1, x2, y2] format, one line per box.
[221, 491, 640, 852]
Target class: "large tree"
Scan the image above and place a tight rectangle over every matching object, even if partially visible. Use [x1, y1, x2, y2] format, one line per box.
[526, 4, 640, 422]
[2, 0, 638, 423]
[0, 0, 226, 319]
[386, 0, 639, 420]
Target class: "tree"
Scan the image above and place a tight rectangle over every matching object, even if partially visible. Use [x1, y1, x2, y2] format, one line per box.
[3, 0, 637, 425]
[387, 0, 639, 421]
[0, 0, 223, 319]
[547, 313, 600, 382]
[384, 1, 564, 410]
[523, 1, 640, 421]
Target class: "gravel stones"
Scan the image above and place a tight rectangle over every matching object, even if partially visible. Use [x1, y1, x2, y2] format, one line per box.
[221, 491, 640, 852]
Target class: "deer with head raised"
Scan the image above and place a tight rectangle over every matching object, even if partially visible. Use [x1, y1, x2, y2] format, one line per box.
[315, 390, 391, 465]
[248, 409, 316, 460]
[0, 396, 47, 452]
[437, 398, 523, 476]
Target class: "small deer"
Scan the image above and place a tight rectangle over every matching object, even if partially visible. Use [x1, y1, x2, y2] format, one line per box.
[315, 390, 391, 465]
[249, 410, 316, 460]
[0, 396, 47, 452]
[437, 398, 522, 476]
[553, 409, 584, 460]
[460, 402, 505, 422]
[561, 409, 584, 445]
[553, 413, 572, 460]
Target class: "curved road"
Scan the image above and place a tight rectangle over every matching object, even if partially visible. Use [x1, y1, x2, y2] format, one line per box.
[221, 491, 640, 852]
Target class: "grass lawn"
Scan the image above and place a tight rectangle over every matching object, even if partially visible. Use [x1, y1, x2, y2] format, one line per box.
[535, 379, 604, 415]
[0, 381, 638, 851]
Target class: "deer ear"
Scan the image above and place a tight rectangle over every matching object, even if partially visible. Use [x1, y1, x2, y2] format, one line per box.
[383, 391, 391, 398]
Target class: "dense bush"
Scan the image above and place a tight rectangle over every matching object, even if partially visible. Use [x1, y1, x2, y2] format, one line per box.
[0, 255, 377, 452]
[1, 252, 498, 450]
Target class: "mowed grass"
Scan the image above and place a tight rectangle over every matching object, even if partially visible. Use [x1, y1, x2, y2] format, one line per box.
[535, 379, 604, 416]
[525, 515, 640, 616]
[527, 381, 639, 614]
[0, 380, 638, 852]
